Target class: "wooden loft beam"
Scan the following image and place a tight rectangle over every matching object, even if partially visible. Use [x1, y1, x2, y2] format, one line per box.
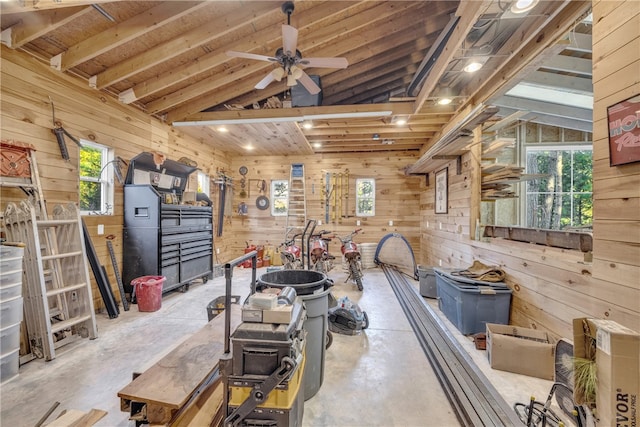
[176, 103, 415, 125]
[51, 2, 209, 71]
[413, 0, 491, 113]
[0, 6, 91, 49]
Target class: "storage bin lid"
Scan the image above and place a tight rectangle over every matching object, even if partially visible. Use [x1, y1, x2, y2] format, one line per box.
[434, 268, 508, 288]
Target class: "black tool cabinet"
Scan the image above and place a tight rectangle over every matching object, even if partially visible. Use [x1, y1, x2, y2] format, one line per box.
[122, 153, 213, 295]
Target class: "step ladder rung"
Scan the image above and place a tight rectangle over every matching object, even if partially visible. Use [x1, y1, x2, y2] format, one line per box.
[50, 315, 93, 334]
[37, 219, 77, 227]
[46, 282, 88, 297]
[41, 251, 83, 261]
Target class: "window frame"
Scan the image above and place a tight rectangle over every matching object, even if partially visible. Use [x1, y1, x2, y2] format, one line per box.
[355, 178, 375, 217]
[521, 143, 593, 230]
[79, 140, 114, 216]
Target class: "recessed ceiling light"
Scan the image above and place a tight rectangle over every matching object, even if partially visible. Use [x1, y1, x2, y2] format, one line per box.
[393, 117, 407, 126]
[302, 121, 313, 129]
[313, 142, 322, 148]
[217, 126, 228, 132]
[245, 145, 254, 151]
[463, 61, 484, 73]
[437, 97, 453, 105]
[511, 0, 538, 14]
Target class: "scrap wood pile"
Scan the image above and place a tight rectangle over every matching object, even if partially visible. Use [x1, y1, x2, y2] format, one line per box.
[117, 305, 242, 426]
[36, 403, 107, 427]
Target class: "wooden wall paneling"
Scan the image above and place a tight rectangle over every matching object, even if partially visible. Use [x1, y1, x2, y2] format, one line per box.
[1, 47, 232, 314]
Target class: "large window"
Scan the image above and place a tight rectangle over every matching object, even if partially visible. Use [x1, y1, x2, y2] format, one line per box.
[271, 180, 288, 216]
[524, 145, 592, 229]
[356, 178, 375, 216]
[79, 141, 114, 215]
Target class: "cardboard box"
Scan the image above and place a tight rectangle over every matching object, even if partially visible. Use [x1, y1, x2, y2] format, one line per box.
[574, 318, 639, 426]
[486, 323, 556, 380]
[262, 304, 293, 324]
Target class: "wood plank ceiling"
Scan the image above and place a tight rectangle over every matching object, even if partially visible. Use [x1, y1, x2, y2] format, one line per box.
[1, 0, 592, 159]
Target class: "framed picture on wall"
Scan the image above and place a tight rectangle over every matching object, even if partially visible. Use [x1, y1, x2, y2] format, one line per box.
[607, 94, 640, 166]
[435, 167, 448, 214]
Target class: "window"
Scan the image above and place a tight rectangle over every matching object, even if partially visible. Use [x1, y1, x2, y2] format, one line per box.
[197, 171, 210, 195]
[524, 145, 592, 229]
[356, 178, 375, 216]
[271, 180, 288, 216]
[79, 141, 114, 215]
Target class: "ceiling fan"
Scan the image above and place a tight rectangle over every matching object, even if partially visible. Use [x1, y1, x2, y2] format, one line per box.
[226, 1, 348, 95]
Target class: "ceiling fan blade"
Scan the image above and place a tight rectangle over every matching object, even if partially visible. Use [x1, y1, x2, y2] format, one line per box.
[255, 72, 276, 90]
[300, 57, 349, 69]
[282, 24, 298, 55]
[297, 71, 321, 95]
[226, 50, 277, 62]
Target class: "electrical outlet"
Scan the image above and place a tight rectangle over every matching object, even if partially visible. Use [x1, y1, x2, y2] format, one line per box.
[356, 220, 361, 226]
[216, 248, 220, 254]
[438, 259, 443, 267]
[318, 220, 322, 226]
[97, 224, 104, 235]
[388, 220, 393, 226]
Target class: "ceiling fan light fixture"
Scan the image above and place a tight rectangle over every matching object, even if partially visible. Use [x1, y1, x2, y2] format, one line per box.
[510, 0, 538, 14]
[290, 65, 303, 79]
[286, 74, 298, 86]
[271, 67, 286, 81]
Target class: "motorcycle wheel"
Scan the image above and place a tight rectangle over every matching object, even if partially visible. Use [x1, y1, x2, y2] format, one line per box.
[350, 261, 363, 291]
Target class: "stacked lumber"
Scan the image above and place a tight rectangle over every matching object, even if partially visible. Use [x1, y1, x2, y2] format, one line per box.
[117, 304, 242, 426]
[481, 163, 547, 200]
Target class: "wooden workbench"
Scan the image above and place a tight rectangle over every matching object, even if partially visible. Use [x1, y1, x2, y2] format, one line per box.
[118, 305, 242, 425]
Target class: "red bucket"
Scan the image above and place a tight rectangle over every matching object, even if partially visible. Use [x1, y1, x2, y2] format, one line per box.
[132, 276, 166, 312]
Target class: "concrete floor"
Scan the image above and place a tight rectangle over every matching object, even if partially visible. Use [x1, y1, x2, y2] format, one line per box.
[0, 266, 556, 427]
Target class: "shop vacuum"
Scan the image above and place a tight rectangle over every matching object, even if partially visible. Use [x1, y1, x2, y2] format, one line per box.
[220, 265, 306, 427]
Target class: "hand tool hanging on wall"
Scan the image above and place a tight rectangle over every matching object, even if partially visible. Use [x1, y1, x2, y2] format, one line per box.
[216, 173, 227, 237]
[49, 96, 82, 161]
[337, 173, 343, 223]
[106, 234, 129, 311]
[344, 169, 350, 218]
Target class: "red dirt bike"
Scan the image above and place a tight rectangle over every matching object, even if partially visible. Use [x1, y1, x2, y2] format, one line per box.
[280, 233, 303, 269]
[338, 229, 363, 290]
[308, 229, 335, 274]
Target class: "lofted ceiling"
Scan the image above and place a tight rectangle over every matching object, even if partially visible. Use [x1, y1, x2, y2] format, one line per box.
[1, 0, 592, 159]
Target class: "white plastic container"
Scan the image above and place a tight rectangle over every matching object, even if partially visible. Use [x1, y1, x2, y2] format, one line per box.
[0, 348, 19, 384]
[0, 282, 22, 301]
[0, 296, 23, 326]
[0, 245, 23, 273]
[0, 323, 20, 356]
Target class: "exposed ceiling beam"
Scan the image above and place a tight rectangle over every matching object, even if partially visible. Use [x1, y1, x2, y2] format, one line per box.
[413, 0, 492, 113]
[468, 0, 592, 107]
[540, 54, 592, 76]
[494, 107, 593, 133]
[1, 6, 91, 49]
[51, 1, 208, 71]
[492, 95, 592, 122]
[0, 0, 125, 14]
[91, 2, 278, 89]
[521, 70, 593, 94]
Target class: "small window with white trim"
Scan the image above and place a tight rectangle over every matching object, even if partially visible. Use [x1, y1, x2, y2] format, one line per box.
[356, 178, 375, 216]
[79, 140, 114, 215]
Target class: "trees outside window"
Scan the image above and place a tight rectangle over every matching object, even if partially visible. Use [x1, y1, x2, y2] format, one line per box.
[356, 178, 375, 216]
[525, 146, 592, 229]
[79, 141, 114, 215]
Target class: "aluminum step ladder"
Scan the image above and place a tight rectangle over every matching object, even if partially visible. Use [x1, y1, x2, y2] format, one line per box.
[4, 201, 98, 361]
[285, 163, 307, 239]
